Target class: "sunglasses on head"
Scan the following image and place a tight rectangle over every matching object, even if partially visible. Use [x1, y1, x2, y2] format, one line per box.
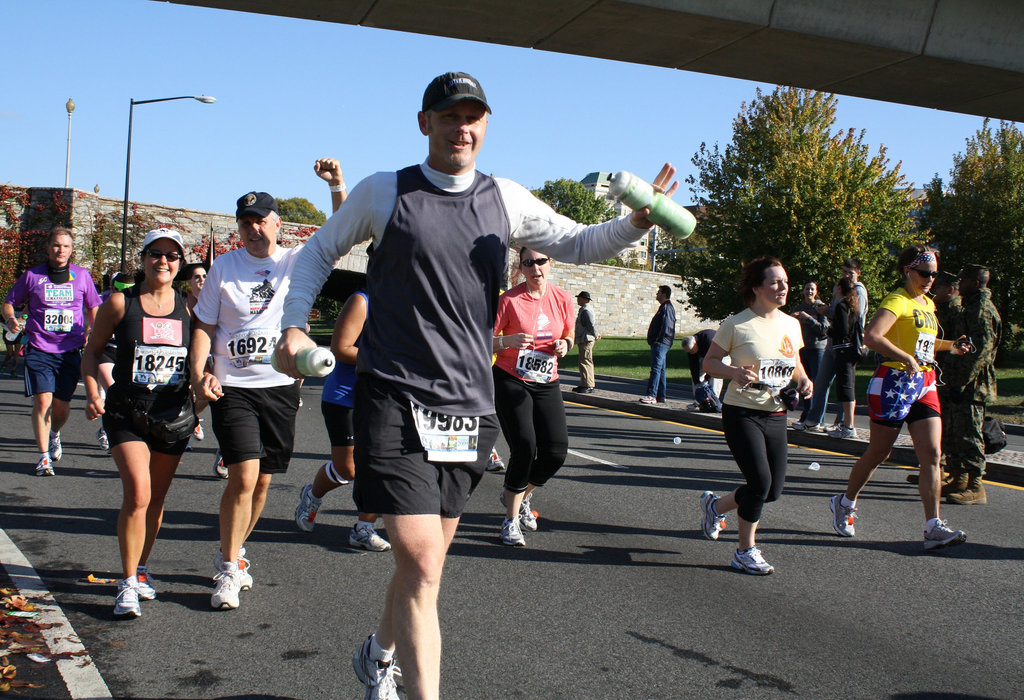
[911, 268, 939, 279]
[144, 249, 181, 262]
[521, 257, 550, 268]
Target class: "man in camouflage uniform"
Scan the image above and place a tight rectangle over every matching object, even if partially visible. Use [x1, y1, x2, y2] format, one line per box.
[944, 264, 1001, 505]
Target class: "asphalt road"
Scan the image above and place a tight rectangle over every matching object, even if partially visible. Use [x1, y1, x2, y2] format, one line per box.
[2, 373, 1023, 699]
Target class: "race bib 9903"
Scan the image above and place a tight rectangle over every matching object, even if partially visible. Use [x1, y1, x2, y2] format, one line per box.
[411, 402, 479, 462]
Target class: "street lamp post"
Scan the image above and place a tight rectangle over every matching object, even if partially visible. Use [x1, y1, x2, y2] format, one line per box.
[64, 98, 75, 188]
[121, 95, 216, 273]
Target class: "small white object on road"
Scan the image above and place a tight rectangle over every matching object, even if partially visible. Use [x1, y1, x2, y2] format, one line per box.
[808, 462, 821, 471]
[673, 437, 682, 444]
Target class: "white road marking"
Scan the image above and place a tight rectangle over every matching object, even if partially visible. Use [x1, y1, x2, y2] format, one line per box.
[0, 528, 113, 700]
[568, 448, 629, 470]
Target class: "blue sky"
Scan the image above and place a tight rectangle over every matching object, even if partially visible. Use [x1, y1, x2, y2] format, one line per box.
[2, 0, 1001, 216]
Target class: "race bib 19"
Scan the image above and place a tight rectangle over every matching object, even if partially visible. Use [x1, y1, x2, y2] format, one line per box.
[515, 348, 555, 384]
[914, 332, 936, 364]
[410, 402, 479, 462]
[226, 328, 278, 368]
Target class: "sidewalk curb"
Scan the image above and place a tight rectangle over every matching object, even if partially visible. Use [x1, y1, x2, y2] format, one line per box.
[562, 388, 1024, 488]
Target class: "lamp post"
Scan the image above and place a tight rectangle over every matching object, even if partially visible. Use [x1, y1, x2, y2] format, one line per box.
[64, 98, 75, 188]
[121, 95, 216, 272]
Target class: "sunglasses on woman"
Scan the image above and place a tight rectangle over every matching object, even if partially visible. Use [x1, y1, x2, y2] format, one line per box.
[521, 257, 550, 268]
[911, 268, 939, 279]
[145, 249, 182, 262]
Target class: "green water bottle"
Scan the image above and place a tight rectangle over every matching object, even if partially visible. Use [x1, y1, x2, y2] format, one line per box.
[608, 171, 696, 239]
[271, 346, 335, 377]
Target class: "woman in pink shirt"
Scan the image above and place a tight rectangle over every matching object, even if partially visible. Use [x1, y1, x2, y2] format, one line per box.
[492, 248, 575, 546]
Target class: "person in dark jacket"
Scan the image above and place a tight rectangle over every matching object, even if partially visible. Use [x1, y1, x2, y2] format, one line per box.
[640, 285, 676, 404]
[826, 278, 862, 440]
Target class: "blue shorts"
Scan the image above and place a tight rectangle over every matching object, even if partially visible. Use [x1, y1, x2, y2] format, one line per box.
[24, 346, 81, 401]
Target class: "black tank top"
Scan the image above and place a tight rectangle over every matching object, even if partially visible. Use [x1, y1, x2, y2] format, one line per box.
[112, 287, 191, 396]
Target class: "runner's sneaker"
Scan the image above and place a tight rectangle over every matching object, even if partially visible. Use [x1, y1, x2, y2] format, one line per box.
[791, 420, 808, 431]
[731, 546, 774, 575]
[501, 517, 525, 546]
[830, 494, 856, 537]
[352, 635, 400, 700]
[213, 450, 227, 479]
[486, 449, 505, 472]
[114, 577, 142, 618]
[213, 547, 251, 589]
[35, 454, 54, 477]
[135, 566, 156, 600]
[294, 483, 322, 532]
[519, 494, 538, 531]
[193, 420, 205, 441]
[96, 427, 110, 452]
[923, 519, 966, 551]
[699, 490, 726, 540]
[349, 523, 392, 551]
[211, 564, 241, 610]
[804, 423, 826, 434]
[48, 432, 62, 462]
[638, 396, 657, 405]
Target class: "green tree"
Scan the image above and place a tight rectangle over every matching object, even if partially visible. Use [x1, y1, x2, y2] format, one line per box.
[922, 120, 1024, 353]
[678, 87, 916, 321]
[532, 178, 615, 225]
[532, 177, 621, 264]
[277, 197, 326, 226]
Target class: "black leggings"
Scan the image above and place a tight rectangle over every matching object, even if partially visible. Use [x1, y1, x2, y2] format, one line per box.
[721, 404, 789, 523]
[493, 366, 568, 493]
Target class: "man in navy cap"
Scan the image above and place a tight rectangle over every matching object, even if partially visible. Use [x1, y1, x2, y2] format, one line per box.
[190, 191, 304, 611]
[276, 71, 676, 700]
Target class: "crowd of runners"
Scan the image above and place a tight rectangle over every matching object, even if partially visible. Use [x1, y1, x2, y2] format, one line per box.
[3, 71, 984, 700]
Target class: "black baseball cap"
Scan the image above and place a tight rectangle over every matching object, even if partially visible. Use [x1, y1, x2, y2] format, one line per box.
[422, 72, 491, 113]
[235, 191, 278, 220]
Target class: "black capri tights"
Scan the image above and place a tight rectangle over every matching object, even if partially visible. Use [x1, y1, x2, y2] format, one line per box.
[493, 366, 569, 493]
[721, 404, 789, 523]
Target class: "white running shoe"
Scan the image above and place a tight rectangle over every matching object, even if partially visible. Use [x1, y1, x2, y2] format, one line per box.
[114, 578, 141, 618]
[700, 491, 726, 540]
[96, 428, 110, 452]
[830, 494, 857, 537]
[211, 565, 241, 610]
[294, 483, 322, 532]
[48, 432, 62, 462]
[731, 546, 774, 575]
[213, 450, 227, 479]
[804, 423, 826, 434]
[213, 547, 252, 589]
[135, 566, 156, 600]
[35, 454, 54, 477]
[352, 635, 400, 700]
[519, 494, 538, 532]
[193, 420, 205, 441]
[349, 523, 392, 551]
[923, 519, 966, 551]
[501, 517, 525, 546]
[486, 449, 505, 472]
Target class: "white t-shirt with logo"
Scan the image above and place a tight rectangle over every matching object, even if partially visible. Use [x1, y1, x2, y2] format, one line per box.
[194, 246, 301, 388]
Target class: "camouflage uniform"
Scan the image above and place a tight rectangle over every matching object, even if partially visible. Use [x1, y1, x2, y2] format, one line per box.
[944, 287, 1001, 483]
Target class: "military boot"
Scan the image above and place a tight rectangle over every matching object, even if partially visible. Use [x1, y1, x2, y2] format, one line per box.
[940, 469, 967, 498]
[947, 473, 987, 505]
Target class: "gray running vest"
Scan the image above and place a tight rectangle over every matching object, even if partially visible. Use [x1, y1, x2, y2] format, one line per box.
[359, 166, 511, 415]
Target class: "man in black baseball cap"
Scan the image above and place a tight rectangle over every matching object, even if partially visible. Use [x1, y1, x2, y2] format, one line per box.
[276, 69, 677, 699]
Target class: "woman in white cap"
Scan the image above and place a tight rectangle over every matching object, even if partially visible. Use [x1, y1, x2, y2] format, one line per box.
[82, 228, 196, 618]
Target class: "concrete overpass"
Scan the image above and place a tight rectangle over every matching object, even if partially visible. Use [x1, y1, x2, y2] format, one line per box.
[162, 0, 1024, 122]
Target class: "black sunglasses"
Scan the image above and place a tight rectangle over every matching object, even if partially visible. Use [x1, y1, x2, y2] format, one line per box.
[145, 249, 182, 262]
[911, 268, 939, 279]
[521, 257, 550, 268]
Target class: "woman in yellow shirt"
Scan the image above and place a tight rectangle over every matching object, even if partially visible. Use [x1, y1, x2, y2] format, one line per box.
[829, 245, 970, 550]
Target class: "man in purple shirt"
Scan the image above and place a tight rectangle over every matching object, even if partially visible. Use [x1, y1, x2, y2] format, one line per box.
[3, 227, 101, 475]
